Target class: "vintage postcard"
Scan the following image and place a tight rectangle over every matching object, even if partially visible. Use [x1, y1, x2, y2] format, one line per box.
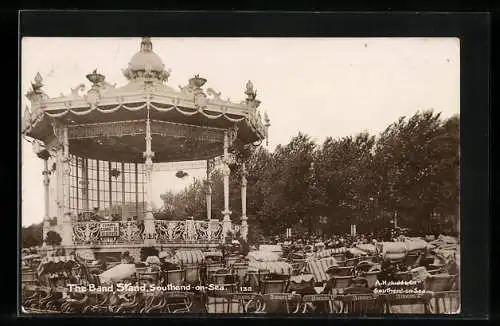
[21, 37, 460, 315]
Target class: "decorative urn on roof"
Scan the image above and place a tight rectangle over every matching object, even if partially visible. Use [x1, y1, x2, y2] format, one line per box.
[189, 74, 207, 89]
[86, 69, 105, 86]
[245, 80, 260, 109]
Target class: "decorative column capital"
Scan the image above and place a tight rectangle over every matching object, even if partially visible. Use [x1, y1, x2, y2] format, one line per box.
[222, 163, 231, 177]
[143, 152, 155, 167]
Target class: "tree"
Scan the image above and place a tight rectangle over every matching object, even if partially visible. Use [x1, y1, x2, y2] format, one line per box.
[22, 222, 43, 248]
[154, 111, 459, 237]
[313, 132, 377, 234]
[45, 230, 62, 246]
[257, 133, 317, 235]
[159, 179, 207, 219]
[373, 111, 460, 233]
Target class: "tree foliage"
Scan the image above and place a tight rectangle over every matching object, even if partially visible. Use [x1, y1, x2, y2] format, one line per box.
[158, 110, 460, 239]
[22, 222, 43, 248]
[45, 230, 62, 246]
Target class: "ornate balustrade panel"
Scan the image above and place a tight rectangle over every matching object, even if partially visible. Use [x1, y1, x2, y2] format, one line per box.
[154, 220, 186, 242]
[154, 220, 224, 244]
[72, 221, 144, 245]
[119, 221, 145, 244]
[72, 220, 225, 245]
[194, 221, 210, 241]
[72, 222, 100, 245]
[209, 220, 225, 242]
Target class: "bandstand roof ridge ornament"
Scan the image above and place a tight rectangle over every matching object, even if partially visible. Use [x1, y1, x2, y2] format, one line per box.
[22, 37, 270, 162]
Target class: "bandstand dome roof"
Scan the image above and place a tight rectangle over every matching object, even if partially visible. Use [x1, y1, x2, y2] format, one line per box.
[22, 37, 270, 163]
[128, 37, 165, 72]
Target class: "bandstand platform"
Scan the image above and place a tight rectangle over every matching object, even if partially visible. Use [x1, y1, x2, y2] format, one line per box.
[22, 37, 270, 257]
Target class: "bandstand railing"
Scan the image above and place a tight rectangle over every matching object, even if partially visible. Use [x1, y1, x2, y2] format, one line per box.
[72, 221, 145, 245]
[72, 220, 225, 245]
[154, 220, 224, 243]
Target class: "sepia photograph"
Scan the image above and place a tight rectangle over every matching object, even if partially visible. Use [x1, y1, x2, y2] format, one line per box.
[20, 36, 460, 315]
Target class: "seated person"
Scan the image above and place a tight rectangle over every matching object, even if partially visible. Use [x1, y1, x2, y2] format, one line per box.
[160, 253, 180, 272]
[146, 263, 161, 273]
[377, 261, 398, 282]
[94, 258, 107, 271]
[344, 278, 373, 294]
[121, 251, 135, 264]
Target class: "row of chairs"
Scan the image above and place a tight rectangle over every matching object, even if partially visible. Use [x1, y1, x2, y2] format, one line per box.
[22, 286, 459, 315]
[204, 290, 460, 314]
[136, 262, 254, 288]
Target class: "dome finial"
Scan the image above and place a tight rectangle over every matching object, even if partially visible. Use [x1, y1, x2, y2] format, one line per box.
[141, 37, 153, 52]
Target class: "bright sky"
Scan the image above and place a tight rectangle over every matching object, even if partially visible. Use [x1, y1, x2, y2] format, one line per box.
[21, 37, 460, 226]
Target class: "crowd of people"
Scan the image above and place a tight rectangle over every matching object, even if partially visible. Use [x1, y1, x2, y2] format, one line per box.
[22, 225, 460, 313]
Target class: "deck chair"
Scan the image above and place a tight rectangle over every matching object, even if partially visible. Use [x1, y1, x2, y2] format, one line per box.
[226, 255, 241, 267]
[291, 260, 307, 275]
[258, 293, 301, 314]
[138, 272, 160, 286]
[21, 270, 38, 286]
[337, 294, 384, 314]
[332, 275, 354, 290]
[404, 253, 421, 267]
[362, 256, 377, 263]
[384, 293, 433, 314]
[245, 270, 270, 293]
[425, 275, 456, 292]
[212, 273, 236, 285]
[183, 264, 200, 284]
[328, 266, 355, 277]
[427, 291, 460, 314]
[394, 271, 412, 281]
[163, 292, 194, 313]
[261, 279, 289, 294]
[427, 268, 442, 275]
[301, 294, 337, 313]
[232, 263, 249, 285]
[344, 258, 359, 267]
[206, 263, 225, 283]
[360, 271, 380, 288]
[332, 253, 346, 263]
[205, 291, 262, 313]
[356, 261, 374, 273]
[163, 269, 185, 286]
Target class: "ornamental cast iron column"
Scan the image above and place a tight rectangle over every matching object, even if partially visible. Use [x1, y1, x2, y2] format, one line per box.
[240, 162, 248, 240]
[206, 158, 214, 221]
[221, 131, 232, 236]
[43, 157, 51, 221]
[143, 106, 156, 245]
[61, 125, 73, 246]
[33, 141, 51, 246]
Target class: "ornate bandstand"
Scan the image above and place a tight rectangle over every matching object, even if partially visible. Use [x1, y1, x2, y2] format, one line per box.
[22, 37, 270, 257]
